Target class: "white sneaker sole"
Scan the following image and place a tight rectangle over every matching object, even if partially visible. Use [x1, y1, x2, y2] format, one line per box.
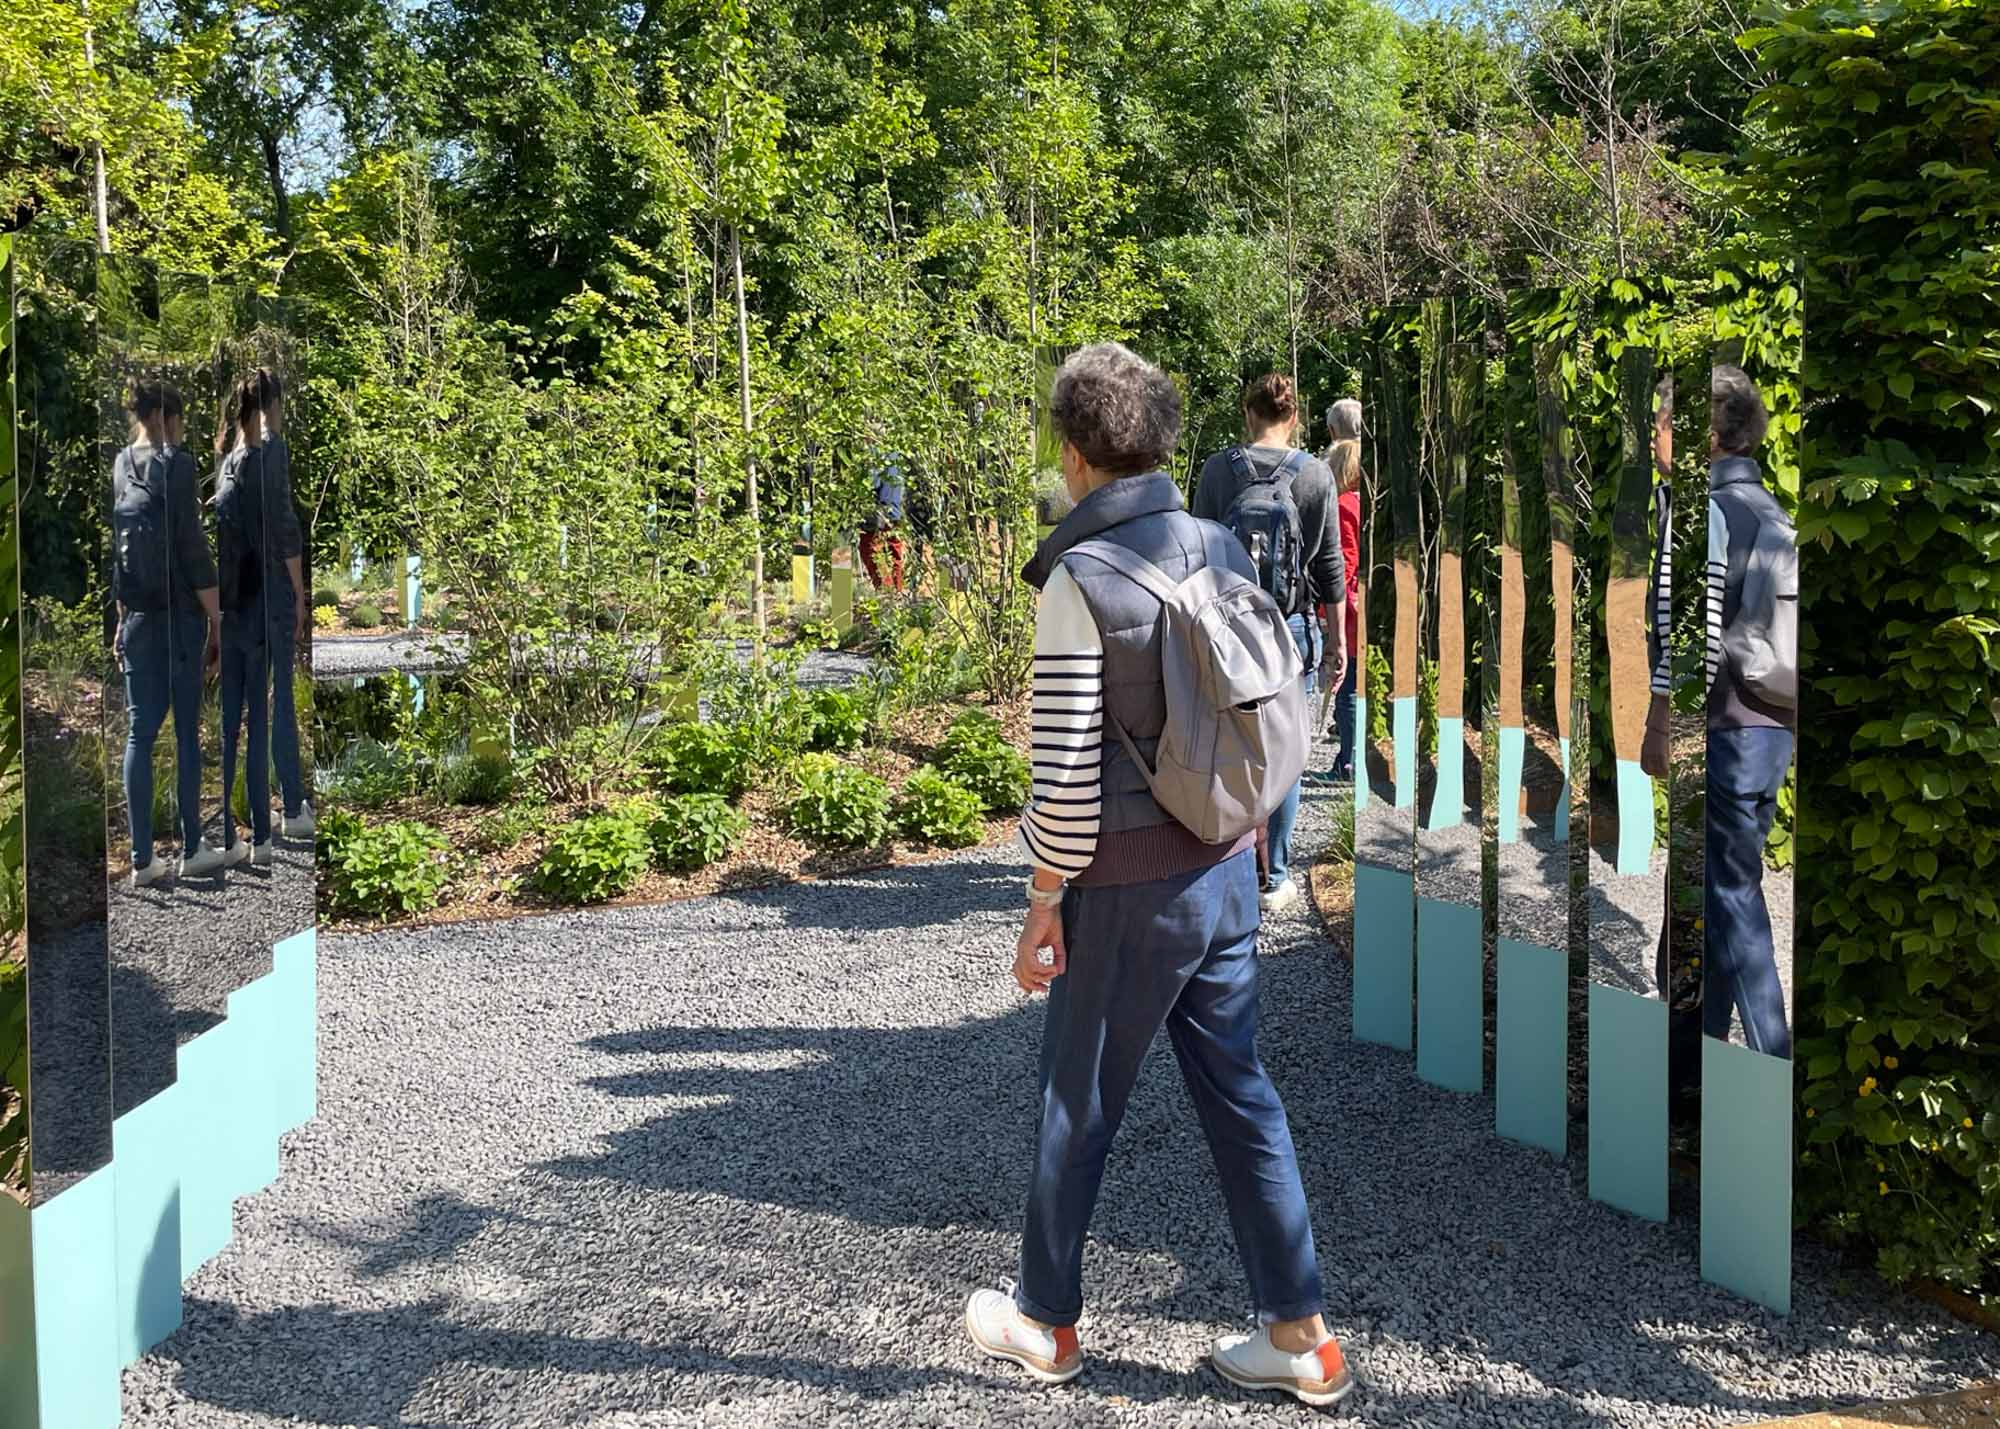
[1260, 883, 1302, 913]
[964, 1302, 1083, 1385]
[1209, 1352, 1355, 1408]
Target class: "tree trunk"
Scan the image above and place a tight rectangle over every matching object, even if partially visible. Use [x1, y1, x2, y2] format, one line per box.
[732, 223, 765, 646]
[262, 127, 292, 243]
[84, 6, 109, 254]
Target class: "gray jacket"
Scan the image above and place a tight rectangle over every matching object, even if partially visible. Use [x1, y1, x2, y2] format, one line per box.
[1709, 455, 1794, 732]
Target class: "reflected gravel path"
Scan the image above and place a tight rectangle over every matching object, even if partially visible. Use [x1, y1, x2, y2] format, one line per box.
[122, 765, 1997, 1427]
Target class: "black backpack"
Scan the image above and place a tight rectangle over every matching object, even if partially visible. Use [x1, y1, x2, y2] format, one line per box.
[1223, 446, 1307, 614]
[214, 447, 264, 611]
[113, 444, 173, 613]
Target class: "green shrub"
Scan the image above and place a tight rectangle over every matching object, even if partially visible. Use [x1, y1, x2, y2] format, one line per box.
[312, 585, 340, 611]
[937, 711, 1029, 813]
[783, 754, 890, 847]
[1738, 0, 2000, 1298]
[804, 688, 870, 753]
[440, 751, 514, 807]
[533, 811, 651, 903]
[316, 805, 366, 869]
[468, 801, 549, 853]
[644, 793, 748, 872]
[325, 819, 450, 918]
[348, 601, 385, 628]
[324, 738, 410, 811]
[893, 766, 985, 848]
[647, 721, 752, 798]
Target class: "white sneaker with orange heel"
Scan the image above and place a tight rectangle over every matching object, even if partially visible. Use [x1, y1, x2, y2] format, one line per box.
[963, 1285, 1083, 1385]
[1209, 1325, 1355, 1407]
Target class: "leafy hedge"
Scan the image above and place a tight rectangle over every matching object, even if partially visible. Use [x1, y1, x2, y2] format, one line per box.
[1737, 0, 2000, 1297]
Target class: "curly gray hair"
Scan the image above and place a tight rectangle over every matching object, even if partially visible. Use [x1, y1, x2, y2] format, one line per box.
[1711, 363, 1768, 455]
[1048, 342, 1181, 478]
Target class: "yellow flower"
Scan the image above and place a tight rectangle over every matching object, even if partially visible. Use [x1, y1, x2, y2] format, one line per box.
[1884, 1056, 1899, 1070]
[1964, 1117, 1975, 1129]
[1806, 1108, 1816, 1117]
[1874, 1161, 1885, 1172]
[1859, 1077, 1877, 1097]
[1878, 1182, 1889, 1196]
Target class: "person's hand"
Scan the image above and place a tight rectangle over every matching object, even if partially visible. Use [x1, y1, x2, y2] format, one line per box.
[1013, 904, 1066, 995]
[294, 600, 308, 645]
[204, 621, 222, 678]
[1322, 638, 1348, 692]
[1641, 723, 1669, 779]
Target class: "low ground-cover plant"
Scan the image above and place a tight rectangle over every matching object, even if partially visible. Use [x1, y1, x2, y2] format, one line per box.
[533, 809, 651, 904]
[804, 688, 870, 753]
[783, 753, 889, 847]
[440, 750, 514, 807]
[643, 793, 748, 872]
[938, 710, 1029, 813]
[468, 800, 549, 854]
[647, 721, 753, 798]
[325, 818, 451, 918]
[894, 766, 985, 848]
[322, 738, 412, 811]
[316, 805, 366, 869]
[349, 601, 384, 628]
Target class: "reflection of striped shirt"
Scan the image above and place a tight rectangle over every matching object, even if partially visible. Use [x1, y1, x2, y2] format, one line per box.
[1650, 482, 1673, 695]
[1705, 498, 1728, 695]
[1016, 566, 1104, 879]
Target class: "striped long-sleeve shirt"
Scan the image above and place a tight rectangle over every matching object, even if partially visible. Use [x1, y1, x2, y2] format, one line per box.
[1649, 480, 1674, 697]
[1705, 497, 1728, 697]
[1016, 565, 1105, 879]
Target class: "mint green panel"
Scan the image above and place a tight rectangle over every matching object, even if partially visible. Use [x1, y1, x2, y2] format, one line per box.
[1701, 1037, 1793, 1313]
[1353, 865, 1413, 1050]
[112, 1086, 183, 1365]
[273, 929, 318, 1132]
[30, 1169, 121, 1429]
[1495, 938, 1566, 1156]
[1587, 984, 1667, 1221]
[1352, 696, 1368, 813]
[1426, 717, 1466, 832]
[225, 975, 282, 1199]
[1497, 727, 1525, 844]
[177, 1016, 241, 1279]
[1415, 898, 1482, 1093]
[1392, 697, 1417, 809]
[1614, 758, 1655, 876]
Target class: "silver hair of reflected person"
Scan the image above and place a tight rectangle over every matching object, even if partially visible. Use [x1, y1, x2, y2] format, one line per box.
[1047, 342, 1183, 478]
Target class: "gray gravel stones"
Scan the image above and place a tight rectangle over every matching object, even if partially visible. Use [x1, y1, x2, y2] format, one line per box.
[312, 632, 873, 691]
[121, 754, 1999, 1427]
[1586, 839, 1669, 998]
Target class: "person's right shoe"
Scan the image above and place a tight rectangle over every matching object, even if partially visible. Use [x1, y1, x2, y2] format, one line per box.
[130, 857, 170, 889]
[281, 802, 315, 839]
[251, 838, 274, 868]
[1210, 1327, 1355, 1408]
[964, 1286, 1083, 1385]
[178, 840, 234, 878]
[1259, 877, 1302, 914]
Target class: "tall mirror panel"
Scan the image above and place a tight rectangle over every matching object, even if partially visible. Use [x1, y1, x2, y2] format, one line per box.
[1414, 296, 1486, 1094]
[1583, 292, 1672, 1222]
[1352, 309, 1420, 1049]
[1699, 283, 1803, 1313]
[0, 233, 27, 1420]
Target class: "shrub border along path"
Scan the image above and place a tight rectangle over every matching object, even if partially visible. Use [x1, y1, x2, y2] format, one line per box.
[122, 745, 1998, 1427]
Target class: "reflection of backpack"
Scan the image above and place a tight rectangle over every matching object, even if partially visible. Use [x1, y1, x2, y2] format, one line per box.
[214, 448, 264, 612]
[1062, 527, 1308, 844]
[1722, 499, 1799, 709]
[113, 444, 172, 612]
[1223, 447, 1306, 615]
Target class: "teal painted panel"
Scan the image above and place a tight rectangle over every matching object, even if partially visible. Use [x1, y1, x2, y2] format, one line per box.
[30, 1168, 121, 1429]
[1415, 898, 1482, 1093]
[1615, 758, 1654, 876]
[1392, 697, 1417, 809]
[1353, 865, 1413, 1050]
[178, 1016, 240, 1279]
[1496, 938, 1566, 1156]
[1587, 985, 1667, 1221]
[273, 929, 318, 1132]
[112, 1087, 183, 1365]
[0, 1191, 37, 1428]
[1426, 717, 1466, 831]
[1352, 697, 1368, 813]
[1554, 736, 1571, 842]
[1497, 726, 1525, 844]
[1701, 1037, 1793, 1314]
[225, 975, 281, 1199]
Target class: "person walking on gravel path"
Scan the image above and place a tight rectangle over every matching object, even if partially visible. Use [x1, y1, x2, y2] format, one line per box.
[964, 341, 1353, 1411]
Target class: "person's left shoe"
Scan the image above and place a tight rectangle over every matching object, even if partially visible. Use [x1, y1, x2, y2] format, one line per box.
[1210, 1327, 1355, 1408]
[1260, 877, 1302, 913]
[964, 1286, 1083, 1385]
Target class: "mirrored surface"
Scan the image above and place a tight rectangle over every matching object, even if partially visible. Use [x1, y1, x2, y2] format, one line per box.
[1356, 308, 1421, 871]
[17, 240, 114, 1202]
[1, 239, 26, 1206]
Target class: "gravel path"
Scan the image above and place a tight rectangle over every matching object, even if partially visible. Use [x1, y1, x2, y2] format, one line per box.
[312, 633, 872, 690]
[121, 764, 1998, 1427]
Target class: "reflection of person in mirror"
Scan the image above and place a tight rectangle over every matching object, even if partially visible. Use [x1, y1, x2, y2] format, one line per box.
[1324, 399, 1364, 781]
[859, 445, 906, 592]
[254, 371, 313, 839]
[1700, 365, 1798, 1057]
[113, 381, 226, 885]
[213, 370, 313, 865]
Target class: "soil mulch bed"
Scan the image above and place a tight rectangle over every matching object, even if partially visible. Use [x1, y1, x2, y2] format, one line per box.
[321, 692, 1032, 934]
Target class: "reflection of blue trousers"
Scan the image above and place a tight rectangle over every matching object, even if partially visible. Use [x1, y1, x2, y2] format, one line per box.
[122, 609, 205, 867]
[1264, 615, 1321, 888]
[221, 607, 271, 847]
[1016, 850, 1323, 1329]
[1705, 727, 1794, 1057]
[268, 607, 306, 815]
[1331, 653, 1358, 775]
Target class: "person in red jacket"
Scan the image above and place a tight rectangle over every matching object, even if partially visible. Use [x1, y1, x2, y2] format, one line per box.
[1319, 400, 1364, 780]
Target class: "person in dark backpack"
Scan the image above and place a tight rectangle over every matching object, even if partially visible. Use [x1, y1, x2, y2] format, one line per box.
[113, 381, 227, 884]
[1697, 364, 1797, 1057]
[966, 343, 1351, 1410]
[1193, 375, 1347, 912]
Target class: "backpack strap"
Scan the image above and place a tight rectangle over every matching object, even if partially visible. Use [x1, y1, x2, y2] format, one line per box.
[1063, 538, 1183, 607]
[1227, 445, 1254, 486]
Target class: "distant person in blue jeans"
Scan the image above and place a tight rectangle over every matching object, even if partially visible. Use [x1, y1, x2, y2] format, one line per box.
[113, 381, 226, 884]
[1700, 364, 1796, 1057]
[964, 343, 1351, 1410]
[1193, 376, 1347, 911]
[254, 371, 314, 840]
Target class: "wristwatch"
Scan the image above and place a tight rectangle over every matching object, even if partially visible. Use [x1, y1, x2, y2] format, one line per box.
[1026, 878, 1066, 909]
